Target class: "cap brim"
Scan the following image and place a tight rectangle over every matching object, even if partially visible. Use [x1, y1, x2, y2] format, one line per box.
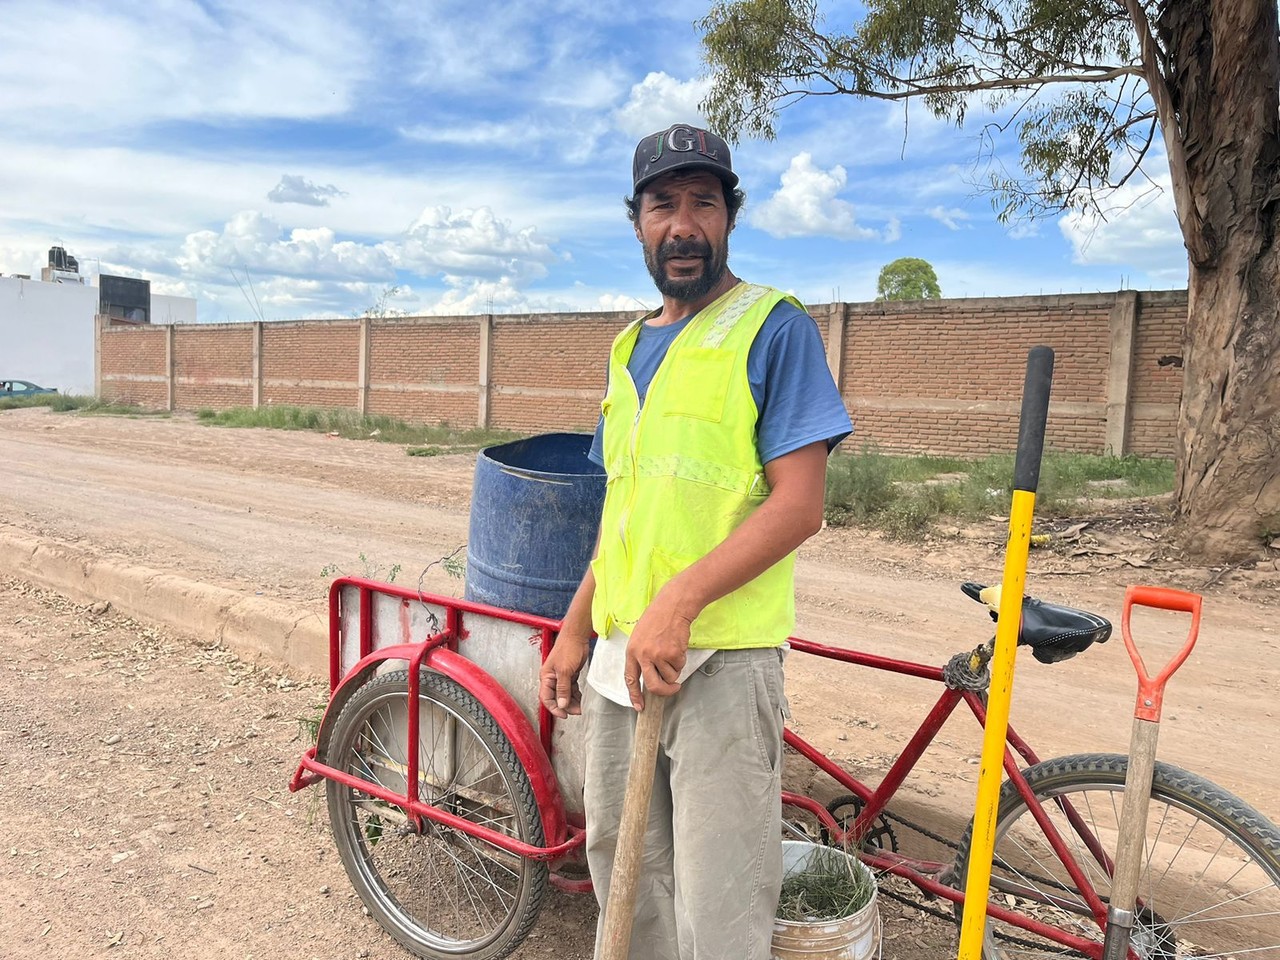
[634, 160, 739, 194]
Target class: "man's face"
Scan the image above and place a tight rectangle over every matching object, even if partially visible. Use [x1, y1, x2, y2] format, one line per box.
[634, 171, 732, 304]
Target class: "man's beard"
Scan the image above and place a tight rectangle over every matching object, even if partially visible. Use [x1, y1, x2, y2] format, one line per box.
[643, 236, 729, 303]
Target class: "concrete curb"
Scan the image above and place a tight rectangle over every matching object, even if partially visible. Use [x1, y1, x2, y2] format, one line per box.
[0, 526, 328, 679]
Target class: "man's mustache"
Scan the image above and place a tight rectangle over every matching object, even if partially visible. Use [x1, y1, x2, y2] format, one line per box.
[658, 239, 713, 262]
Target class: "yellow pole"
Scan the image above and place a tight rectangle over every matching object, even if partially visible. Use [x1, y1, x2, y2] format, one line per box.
[956, 346, 1055, 960]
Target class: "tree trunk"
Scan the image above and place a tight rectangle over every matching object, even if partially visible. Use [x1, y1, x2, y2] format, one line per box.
[1162, 0, 1280, 562]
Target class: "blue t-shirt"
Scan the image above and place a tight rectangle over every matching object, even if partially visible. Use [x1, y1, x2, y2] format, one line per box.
[588, 299, 853, 466]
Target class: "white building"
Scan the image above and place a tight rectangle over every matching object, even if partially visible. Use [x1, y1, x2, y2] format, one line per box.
[1, 248, 195, 396]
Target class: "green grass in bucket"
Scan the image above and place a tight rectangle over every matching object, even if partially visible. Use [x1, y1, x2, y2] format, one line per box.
[776, 845, 876, 923]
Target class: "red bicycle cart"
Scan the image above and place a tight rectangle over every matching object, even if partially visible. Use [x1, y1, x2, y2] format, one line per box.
[291, 576, 1280, 960]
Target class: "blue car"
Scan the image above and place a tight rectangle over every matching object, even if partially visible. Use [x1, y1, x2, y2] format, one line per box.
[1, 380, 58, 397]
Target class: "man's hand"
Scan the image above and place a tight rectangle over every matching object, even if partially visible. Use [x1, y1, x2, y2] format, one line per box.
[539, 634, 591, 719]
[624, 589, 694, 710]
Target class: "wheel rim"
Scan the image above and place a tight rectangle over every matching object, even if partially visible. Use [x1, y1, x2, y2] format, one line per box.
[982, 777, 1280, 959]
[333, 685, 535, 956]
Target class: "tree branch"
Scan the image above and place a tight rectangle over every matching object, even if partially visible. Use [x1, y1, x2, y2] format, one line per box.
[818, 65, 1141, 101]
[1114, 116, 1159, 189]
[1121, 0, 1213, 264]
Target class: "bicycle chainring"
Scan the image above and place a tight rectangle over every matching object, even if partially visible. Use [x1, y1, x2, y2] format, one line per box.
[822, 794, 899, 852]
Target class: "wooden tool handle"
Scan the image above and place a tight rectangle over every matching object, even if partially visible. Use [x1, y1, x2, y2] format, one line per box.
[1111, 718, 1159, 907]
[599, 694, 668, 960]
[1101, 717, 1160, 959]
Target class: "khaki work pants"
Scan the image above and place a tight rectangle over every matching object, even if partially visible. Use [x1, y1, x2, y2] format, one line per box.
[583, 647, 786, 960]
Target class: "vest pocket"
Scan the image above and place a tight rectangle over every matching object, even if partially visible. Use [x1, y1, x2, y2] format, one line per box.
[659, 348, 733, 422]
[646, 547, 686, 605]
[647, 547, 746, 645]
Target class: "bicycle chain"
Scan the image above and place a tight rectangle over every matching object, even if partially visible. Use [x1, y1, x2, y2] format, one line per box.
[859, 761, 1089, 955]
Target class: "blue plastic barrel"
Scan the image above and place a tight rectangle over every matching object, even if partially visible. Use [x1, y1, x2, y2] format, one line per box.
[465, 433, 606, 619]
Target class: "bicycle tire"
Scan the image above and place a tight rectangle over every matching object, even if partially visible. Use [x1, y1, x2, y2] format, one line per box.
[325, 669, 548, 960]
[953, 753, 1280, 959]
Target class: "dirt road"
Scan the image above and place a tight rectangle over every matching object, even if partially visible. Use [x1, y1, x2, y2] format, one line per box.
[2, 406, 1278, 959]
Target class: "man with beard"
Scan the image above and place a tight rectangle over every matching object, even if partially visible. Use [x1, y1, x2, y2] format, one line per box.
[539, 123, 852, 960]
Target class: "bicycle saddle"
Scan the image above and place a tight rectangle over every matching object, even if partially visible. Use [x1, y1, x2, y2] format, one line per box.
[961, 582, 1112, 664]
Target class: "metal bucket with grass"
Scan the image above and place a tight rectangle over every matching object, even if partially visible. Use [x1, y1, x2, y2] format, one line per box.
[772, 840, 881, 960]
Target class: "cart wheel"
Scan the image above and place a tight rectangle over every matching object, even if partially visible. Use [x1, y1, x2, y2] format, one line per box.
[325, 669, 548, 960]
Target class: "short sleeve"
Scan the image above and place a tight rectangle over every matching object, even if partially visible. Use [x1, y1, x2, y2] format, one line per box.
[750, 302, 853, 465]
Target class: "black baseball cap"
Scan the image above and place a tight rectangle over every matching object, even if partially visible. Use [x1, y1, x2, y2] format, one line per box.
[632, 123, 738, 194]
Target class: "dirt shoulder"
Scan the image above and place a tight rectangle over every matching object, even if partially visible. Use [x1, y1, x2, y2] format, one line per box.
[2, 407, 1278, 959]
[0, 578, 598, 960]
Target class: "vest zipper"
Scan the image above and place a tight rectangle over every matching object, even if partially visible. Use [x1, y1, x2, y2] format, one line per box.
[619, 372, 642, 572]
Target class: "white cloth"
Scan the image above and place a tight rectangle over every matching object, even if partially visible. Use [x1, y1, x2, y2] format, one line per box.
[586, 627, 715, 707]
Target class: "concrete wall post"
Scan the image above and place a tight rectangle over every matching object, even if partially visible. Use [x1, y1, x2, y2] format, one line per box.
[478, 313, 493, 429]
[165, 323, 176, 412]
[825, 302, 847, 392]
[252, 321, 263, 409]
[357, 317, 371, 416]
[1105, 290, 1140, 455]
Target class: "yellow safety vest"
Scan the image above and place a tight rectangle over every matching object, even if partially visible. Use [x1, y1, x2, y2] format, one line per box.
[591, 282, 801, 648]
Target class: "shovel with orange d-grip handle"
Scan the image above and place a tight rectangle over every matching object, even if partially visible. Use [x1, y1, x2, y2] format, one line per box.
[1100, 585, 1203, 960]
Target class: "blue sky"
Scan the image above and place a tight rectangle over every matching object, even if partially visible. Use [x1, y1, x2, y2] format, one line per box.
[1, 1, 1189, 323]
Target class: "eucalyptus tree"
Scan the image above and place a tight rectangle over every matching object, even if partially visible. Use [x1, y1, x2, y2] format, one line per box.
[701, 0, 1280, 561]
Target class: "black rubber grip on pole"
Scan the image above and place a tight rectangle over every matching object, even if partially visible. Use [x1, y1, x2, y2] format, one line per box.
[1013, 346, 1055, 492]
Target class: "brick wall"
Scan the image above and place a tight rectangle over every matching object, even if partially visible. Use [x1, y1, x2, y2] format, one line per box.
[100, 322, 168, 408]
[490, 313, 620, 432]
[260, 320, 360, 409]
[96, 290, 1187, 458]
[841, 294, 1114, 455]
[367, 316, 481, 426]
[174, 324, 254, 409]
[1127, 291, 1185, 457]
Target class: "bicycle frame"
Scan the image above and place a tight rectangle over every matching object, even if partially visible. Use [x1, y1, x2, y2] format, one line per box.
[784, 636, 1113, 956]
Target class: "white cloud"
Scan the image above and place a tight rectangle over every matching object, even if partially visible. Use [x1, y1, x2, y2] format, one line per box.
[543, 66, 628, 111]
[751, 154, 880, 241]
[882, 218, 902, 243]
[400, 120, 536, 147]
[425, 278, 529, 316]
[596, 292, 655, 313]
[928, 206, 971, 230]
[401, 114, 616, 166]
[614, 73, 712, 138]
[0, 243, 49, 278]
[1059, 173, 1187, 282]
[177, 211, 395, 283]
[393, 206, 559, 282]
[268, 175, 347, 207]
[152, 204, 563, 317]
[1, 1, 367, 135]
[391, 3, 539, 93]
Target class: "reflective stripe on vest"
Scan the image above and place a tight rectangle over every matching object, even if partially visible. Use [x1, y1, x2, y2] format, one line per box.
[590, 282, 801, 648]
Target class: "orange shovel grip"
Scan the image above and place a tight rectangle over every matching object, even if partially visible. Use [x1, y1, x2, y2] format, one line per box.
[1121, 585, 1202, 722]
